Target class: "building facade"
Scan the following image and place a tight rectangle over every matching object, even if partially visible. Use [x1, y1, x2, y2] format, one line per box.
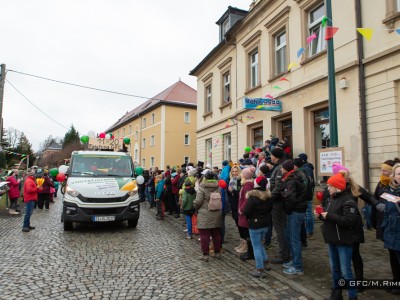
[190, 0, 400, 188]
[106, 81, 197, 170]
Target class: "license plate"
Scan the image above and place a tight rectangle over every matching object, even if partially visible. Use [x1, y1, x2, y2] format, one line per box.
[92, 216, 116, 222]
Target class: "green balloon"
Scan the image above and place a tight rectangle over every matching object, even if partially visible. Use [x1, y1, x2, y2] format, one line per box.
[49, 168, 59, 177]
[80, 135, 89, 143]
[123, 137, 131, 144]
[135, 167, 143, 175]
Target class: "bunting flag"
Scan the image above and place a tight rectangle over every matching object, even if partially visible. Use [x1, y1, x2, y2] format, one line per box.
[395, 29, 400, 35]
[297, 47, 305, 58]
[288, 62, 298, 71]
[325, 26, 339, 40]
[357, 28, 373, 41]
[321, 16, 329, 27]
[272, 86, 281, 90]
[307, 33, 317, 44]
[238, 116, 244, 123]
[256, 105, 264, 109]
[265, 93, 275, 99]
[279, 77, 289, 82]
[3, 150, 27, 156]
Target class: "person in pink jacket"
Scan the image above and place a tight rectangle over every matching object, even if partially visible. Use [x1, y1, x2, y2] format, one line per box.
[238, 166, 255, 261]
[7, 169, 21, 215]
[22, 168, 42, 232]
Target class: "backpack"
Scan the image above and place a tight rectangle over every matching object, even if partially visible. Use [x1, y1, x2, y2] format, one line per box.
[302, 173, 313, 200]
[208, 189, 222, 211]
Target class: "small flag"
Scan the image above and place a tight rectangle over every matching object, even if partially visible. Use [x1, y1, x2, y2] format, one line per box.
[297, 47, 305, 58]
[325, 26, 339, 40]
[265, 93, 275, 99]
[279, 77, 289, 82]
[288, 62, 298, 71]
[357, 28, 373, 41]
[307, 33, 317, 44]
[321, 16, 329, 27]
[272, 86, 281, 90]
[395, 28, 400, 35]
[256, 105, 264, 109]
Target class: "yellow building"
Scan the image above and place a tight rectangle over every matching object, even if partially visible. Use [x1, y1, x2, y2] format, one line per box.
[105, 81, 197, 170]
[190, 0, 400, 188]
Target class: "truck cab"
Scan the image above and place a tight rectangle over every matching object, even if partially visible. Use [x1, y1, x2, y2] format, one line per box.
[61, 151, 140, 230]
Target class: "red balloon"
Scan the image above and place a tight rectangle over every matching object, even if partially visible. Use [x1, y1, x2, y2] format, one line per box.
[218, 180, 227, 189]
[316, 191, 324, 201]
[56, 173, 66, 182]
[99, 132, 106, 138]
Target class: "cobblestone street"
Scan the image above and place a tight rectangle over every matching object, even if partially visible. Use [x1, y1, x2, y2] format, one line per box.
[0, 197, 397, 300]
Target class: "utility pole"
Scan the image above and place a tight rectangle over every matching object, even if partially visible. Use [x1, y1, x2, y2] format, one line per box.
[326, 0, 338, 147]
[0, 64, 6, 148]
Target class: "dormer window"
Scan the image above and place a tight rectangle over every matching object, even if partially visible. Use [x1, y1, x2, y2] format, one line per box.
[217, 6, 248, 42]
[222, 19, 229, 36]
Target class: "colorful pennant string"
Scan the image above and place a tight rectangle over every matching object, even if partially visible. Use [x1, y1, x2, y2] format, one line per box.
[306, 33, 317, 44]
[321, 16, 329, 27]
[357, 28, 373, 41]
[325, 26, 339, 40]
[279, 77, 289, 82]
[297, 47, 305, 58]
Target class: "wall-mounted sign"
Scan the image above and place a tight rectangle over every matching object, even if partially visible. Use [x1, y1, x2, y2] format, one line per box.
[243, 97, 282, 111]
[317, 147, 345, 176]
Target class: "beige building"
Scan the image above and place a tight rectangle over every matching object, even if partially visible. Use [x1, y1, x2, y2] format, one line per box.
[105, 81, 197, 170]
[190, 0, 400, 188]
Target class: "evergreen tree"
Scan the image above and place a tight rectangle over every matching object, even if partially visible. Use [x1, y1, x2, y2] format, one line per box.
[15, 132, 35, 167]
[62, 125, 80, 149]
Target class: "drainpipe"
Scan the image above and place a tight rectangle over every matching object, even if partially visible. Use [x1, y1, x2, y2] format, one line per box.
[355, 0, 370, 190]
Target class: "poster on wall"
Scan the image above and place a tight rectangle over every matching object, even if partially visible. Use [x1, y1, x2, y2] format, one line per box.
[317, 147, 345, 176]
[243, 97, 282, 111]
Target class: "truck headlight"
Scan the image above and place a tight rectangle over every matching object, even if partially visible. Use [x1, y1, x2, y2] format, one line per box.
[128, 186, 138, 196]
[66, 186, 80, 198]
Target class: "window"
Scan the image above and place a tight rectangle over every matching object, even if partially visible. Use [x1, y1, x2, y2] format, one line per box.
[205, 85, 212, 113]
[135, 130, 138, 141]
[150, 135, 155, 146]
[142, 138, 146, 149]
[398, 0, 400, 11]
[223, 73, 230, 103]
[150, 157, 155, 167]
[206, 138, 212, 166]
[184, 134, 190, 145]
[117, 131, 120, 138]
[253, 127, 263, 148]
[184, 156, 190, 165]
[308, 4, 326, 56]
[142, 118, 147, 128]
[250, 49, 259, 88]
[134, 149, 138, 161]
[123, 128, 125, 136]
[142, 158, 145, 168]
[222, 18, 229, 36]
[129, 125, 132, 134]
[223, 133, 232, 161]
[184, 111, 190, 123]
[275, 31, 287, 75]
[151, 113, 155, 124]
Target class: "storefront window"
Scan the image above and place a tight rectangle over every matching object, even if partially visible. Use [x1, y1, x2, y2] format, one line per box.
[253, 127, 263, 148]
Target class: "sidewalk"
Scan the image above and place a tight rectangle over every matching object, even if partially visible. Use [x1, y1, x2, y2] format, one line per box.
[158, 204, 398, 300]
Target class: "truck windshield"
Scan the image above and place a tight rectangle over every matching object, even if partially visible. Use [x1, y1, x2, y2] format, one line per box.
[70, 154, 133, 177]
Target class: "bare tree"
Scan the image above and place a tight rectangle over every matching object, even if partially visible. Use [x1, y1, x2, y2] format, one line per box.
[4, 127, 21, 149]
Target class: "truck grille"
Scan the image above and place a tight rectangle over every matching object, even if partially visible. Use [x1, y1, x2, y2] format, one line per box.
[77, 194, 130, 203]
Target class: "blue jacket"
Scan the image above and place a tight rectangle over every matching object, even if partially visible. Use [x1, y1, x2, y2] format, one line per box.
[381, 186, 400, 251]
[219, 165, 231, 185]
[155, 179, 165, 199]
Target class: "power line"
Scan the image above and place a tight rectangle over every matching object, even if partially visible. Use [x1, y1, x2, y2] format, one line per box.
[7, 69, 155, 101]
[5, 79, 69, 130]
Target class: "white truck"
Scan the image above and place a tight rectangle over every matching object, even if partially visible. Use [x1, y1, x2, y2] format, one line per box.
[61, 150, 140, 231]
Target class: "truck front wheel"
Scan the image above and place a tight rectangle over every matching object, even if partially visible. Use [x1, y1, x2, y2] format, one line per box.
[64, 221, 73, 231]
[127, 219, 138, 228]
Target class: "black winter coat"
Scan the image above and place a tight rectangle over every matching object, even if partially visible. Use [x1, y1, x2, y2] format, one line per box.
[371, 181, 388, 240]
[242, 189, 272, 229]
[280, 170, 307, 214]
[321, 191, 359, 246]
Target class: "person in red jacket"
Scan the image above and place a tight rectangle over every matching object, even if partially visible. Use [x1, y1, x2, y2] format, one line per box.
[22, 168, 42, 232]
[37, 171, 54, 210]
[7, 169, 21, 215]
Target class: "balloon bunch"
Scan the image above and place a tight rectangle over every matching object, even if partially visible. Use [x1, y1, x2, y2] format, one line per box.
[135, 167, 144, 185]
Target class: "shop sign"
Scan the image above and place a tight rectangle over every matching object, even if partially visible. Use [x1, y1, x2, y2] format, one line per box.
[243, 97, 282, 111]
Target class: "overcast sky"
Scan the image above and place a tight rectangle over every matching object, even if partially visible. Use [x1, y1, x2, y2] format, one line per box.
[1, 0, 251, 152]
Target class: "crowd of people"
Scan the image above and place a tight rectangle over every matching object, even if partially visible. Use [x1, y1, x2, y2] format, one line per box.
[137, 138, 400, 300]
[2, 137, 400, 300]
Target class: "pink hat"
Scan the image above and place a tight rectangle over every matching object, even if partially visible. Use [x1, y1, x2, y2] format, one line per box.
[242, 166, 255, 179]
[332, 163, 349, 175]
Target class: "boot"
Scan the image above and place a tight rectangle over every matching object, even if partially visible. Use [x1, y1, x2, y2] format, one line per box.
[236, 241, 248, 253]
[234, 240, 245, 251]
[329, 289, 343, 300]
[9, 209, 19, 215]
[199, 254, 209, 262]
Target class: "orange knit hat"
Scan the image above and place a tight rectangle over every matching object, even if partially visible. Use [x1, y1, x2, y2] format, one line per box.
[327, 173, 346, 191]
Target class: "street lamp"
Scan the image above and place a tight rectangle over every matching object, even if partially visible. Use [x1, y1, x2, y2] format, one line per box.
[326, 0, 338, 147]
